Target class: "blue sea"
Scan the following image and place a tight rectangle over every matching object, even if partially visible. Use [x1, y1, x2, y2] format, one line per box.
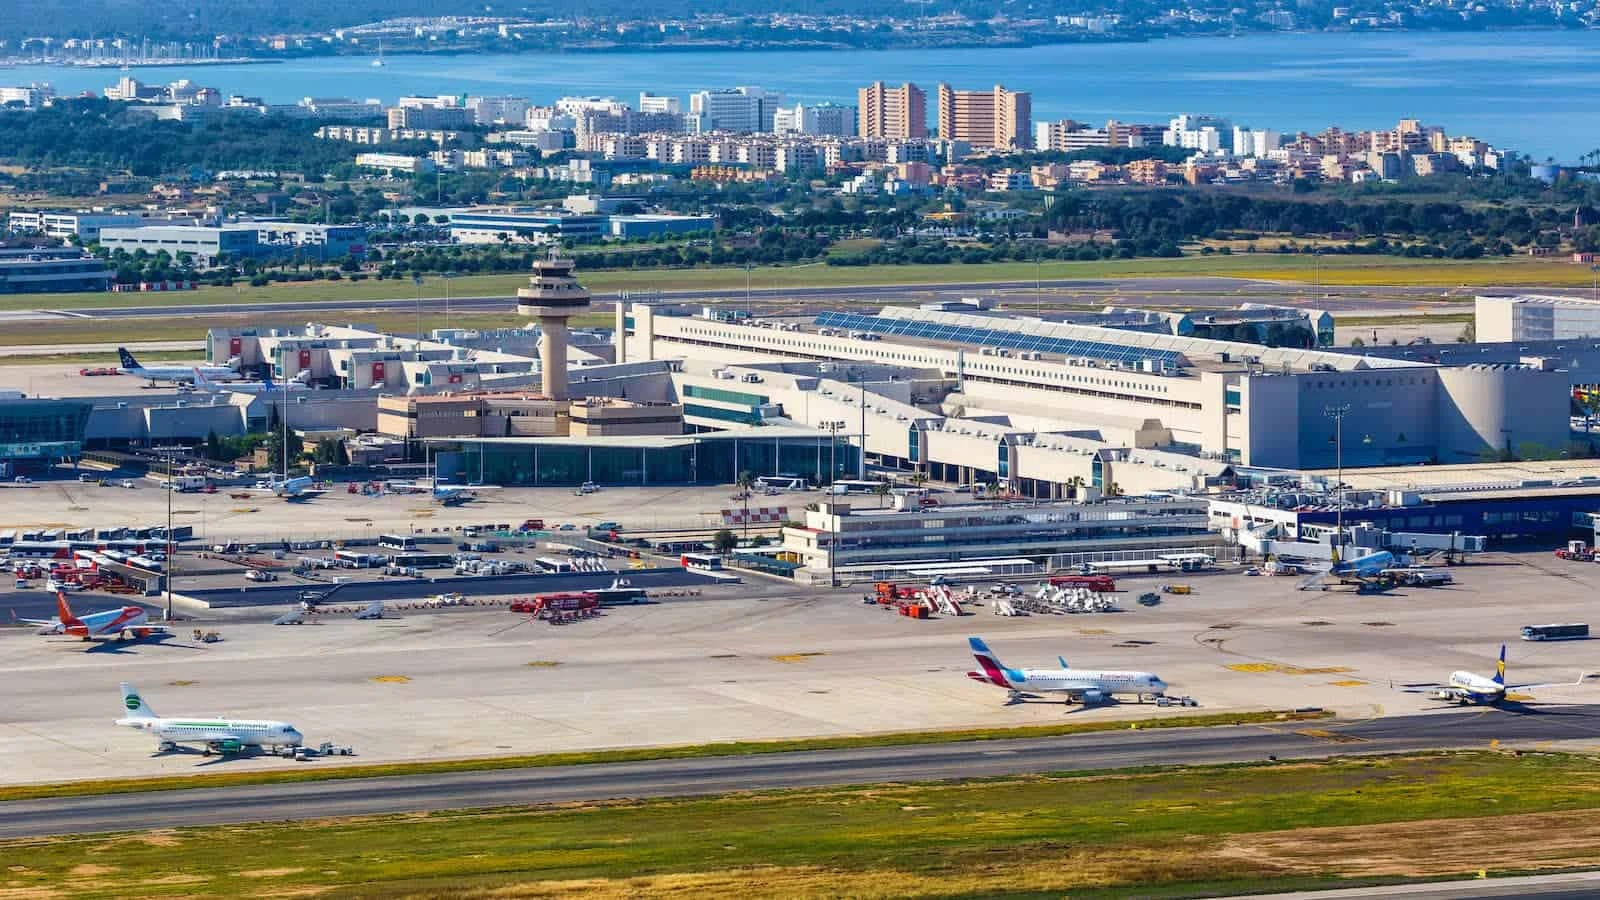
[7, 30, 1600, 160]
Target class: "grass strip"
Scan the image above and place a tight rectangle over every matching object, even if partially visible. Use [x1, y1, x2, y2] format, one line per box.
[0, 708, 1326, 803]
[0, 254, 1592, 312]
[4, 751, 1597, 899]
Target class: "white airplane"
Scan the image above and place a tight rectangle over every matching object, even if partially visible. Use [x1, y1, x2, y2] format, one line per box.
[116, 682, 304, 756]
[240, 475, 327, 501]
[13, 592, 170, 642]
[1432, 645, 1589, 705]
[432, 482, 501, 505]
[967, 636, 1168, 705]
[353, 599, 385, 620]
[118, 347, 241, 385]
[191, 367, 308, 394]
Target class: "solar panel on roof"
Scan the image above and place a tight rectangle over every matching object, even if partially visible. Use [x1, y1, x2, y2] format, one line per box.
[815, 312, 1184, 368]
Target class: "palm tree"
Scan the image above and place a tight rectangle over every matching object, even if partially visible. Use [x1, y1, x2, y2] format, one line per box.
[1065, 475, 1085, 500]
[873, 479, 892, 508]
[735, 470, 756, 541]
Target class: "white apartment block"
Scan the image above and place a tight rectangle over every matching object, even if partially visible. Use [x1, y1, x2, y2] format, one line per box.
[467, 95, 531, 126]
[688, 86, 784, 134]
[638, 93, 681, 115]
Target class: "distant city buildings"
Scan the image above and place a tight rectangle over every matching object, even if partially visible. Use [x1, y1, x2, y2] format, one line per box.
[936, 83, 1031, 149]
[773, 102, 856, 137]
[688, 86, 785, 134]
[857, 82, 927, 140]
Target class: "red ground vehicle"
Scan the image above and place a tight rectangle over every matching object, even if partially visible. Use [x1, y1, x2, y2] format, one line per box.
[510, 592, 599, 615]
[1047, 574, 1118, 592]
[1556, 541, 1596, 561]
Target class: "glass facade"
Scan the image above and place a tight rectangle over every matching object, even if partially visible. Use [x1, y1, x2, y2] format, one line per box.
[681, 384, 769, 406]
[0, 399, 91, 459]
[434, 435, 856, 487]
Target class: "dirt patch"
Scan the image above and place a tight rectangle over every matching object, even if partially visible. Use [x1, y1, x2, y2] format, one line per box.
[0, 889, 64, 900]
[1219, 808, 1600, 878]
[415, 851, 1278, 899]
[239, 867, 306, 878]
[68, 864, 116, 877]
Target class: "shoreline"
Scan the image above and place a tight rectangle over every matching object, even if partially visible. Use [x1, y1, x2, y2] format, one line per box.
[1, 23, 1592, 67]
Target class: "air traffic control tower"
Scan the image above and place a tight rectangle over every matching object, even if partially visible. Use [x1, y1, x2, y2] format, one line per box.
[516, 254, 591, 400]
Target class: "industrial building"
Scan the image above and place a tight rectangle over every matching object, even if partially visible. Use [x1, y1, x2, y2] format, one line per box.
[782, 496, 1218, 583]
[1476, 293, 1600, 342]
[0, 248, 113, 294]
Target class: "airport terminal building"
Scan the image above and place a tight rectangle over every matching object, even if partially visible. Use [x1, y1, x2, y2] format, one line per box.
[622, 304, 1572, 487]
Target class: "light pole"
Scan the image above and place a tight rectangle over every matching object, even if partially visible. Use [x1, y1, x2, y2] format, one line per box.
[744, 262, 753, 319]
[413, 273, 424, 340]
[164, 447, 174, 623]
[823, 420, 845, 588]
[443, 270, 454, 333]
[1324, 404, 1349, 564]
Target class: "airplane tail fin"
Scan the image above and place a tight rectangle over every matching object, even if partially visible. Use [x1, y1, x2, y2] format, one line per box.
[968, 637, 1010, 685]
[1494, 644, 1506, 686]
[56, 591, 80, 625]
[117, 347, 140, 371]
[1059, 656, 1071, 670]
[192, 367, 211, 389]
[119, 682, 155, 719]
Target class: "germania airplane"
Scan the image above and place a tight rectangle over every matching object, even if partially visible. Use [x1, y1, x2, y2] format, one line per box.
[116, 682, 304, 756]
[966, 636, 1168, 705]
[14, 592, 169, 642]
[117, 347, 241, 385]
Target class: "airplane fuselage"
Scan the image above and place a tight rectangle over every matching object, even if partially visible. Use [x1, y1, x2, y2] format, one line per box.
[118, 716, 303, 751]
[968, 665, 1167, 700]
[1440, 671, 1506, 704]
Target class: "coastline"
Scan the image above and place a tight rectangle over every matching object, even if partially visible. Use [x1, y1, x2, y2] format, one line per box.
[2, 23, 1591, 66]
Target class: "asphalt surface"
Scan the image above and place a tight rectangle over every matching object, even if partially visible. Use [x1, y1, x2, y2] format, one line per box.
[62, 276, 1468, 321]
[1250, 872, 1600, 899]
[2, 704, 1597, 838]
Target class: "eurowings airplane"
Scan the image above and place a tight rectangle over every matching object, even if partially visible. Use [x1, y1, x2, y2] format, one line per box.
[117, 347, 241, 385]
[116, 682, 303, 755]
[14, 592, 170, 642]
[1433, 644, 1588, 705]
[967, 636, 1168, 704]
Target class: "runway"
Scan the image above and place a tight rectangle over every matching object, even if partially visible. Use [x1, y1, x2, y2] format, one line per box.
[62, 276, 1456, 321]
[3, 704, 1596, 838]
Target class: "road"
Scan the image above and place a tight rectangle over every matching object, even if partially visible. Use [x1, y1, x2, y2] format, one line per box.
[3, 704, 1597, 838]
[1250, 872, 1600, 899]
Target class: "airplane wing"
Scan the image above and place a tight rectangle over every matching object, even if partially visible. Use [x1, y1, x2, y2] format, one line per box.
[1507, 672, 1593, 691]
[9, 610, 57, 628]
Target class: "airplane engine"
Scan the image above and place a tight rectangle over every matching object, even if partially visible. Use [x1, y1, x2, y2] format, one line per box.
[1081, 689, 1105, 704]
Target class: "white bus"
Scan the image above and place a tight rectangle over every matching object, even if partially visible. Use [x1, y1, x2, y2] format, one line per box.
[377, 534, 418, 552]
[827, 479, 884, 495]
[1520, 623, 1589, 641]
[681, 552, 723, 571]
[756, 475, 806, 491]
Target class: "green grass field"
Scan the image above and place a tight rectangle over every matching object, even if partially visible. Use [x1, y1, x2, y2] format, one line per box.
[0, 254, 1595, 313]
[0, 710, 1323, 804]
[6, 752, 1598, 899]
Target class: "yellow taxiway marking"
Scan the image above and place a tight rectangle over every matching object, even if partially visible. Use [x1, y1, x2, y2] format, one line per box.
[1295, 728, 1370, 744]
[1227, 663, 1353, 675]
[1328, 679, 1368, 687]
[525, 660, 561, 668]
[771, 652, 828, 664]
[371, 675, 412, 683]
